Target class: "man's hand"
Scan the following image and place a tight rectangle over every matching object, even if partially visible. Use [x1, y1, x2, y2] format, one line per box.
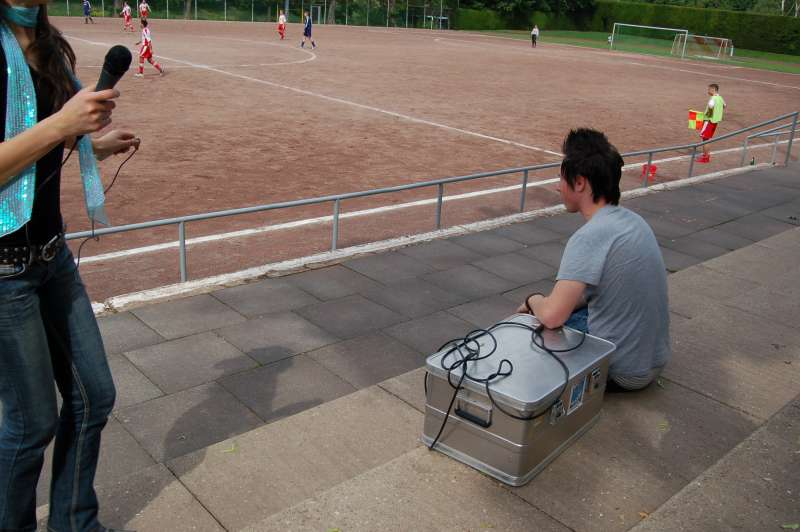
[517, 293, 544, 314]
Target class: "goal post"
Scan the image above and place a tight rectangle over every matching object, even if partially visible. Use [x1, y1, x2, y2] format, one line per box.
[672, 34, 732, 60]
[610, 23, 689, 58]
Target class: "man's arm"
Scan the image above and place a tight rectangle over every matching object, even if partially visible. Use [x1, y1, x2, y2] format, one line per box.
[517, 279, 587, 329]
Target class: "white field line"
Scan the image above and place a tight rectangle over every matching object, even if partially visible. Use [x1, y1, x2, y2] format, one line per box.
[67, 35, 562, 157]
[94, 163, 769, 314]
[77, 138, 788, 265]
[625, 61, 800, 90]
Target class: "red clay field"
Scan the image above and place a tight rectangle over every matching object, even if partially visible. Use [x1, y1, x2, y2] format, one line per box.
[52, 17, 800, 301]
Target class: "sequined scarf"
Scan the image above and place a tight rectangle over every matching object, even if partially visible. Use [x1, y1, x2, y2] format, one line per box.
[0, 20, 108, 238]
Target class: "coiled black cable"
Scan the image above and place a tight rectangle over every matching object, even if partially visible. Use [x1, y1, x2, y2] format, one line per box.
[427, 318, 586, 451]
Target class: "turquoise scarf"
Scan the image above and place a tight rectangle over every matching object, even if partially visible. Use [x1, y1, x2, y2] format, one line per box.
[0, 19, 108, 238]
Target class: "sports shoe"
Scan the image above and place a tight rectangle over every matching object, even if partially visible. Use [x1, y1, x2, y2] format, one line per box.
[134, 73, 143, 77]
[695, 154, 710, 163]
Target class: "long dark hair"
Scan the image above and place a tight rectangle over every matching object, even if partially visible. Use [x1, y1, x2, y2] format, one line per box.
[27, 5, 77, 110]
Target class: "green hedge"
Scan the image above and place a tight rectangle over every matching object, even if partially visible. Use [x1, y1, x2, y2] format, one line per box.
[454, 1, 800, 55]
[454, 8, 505, 31]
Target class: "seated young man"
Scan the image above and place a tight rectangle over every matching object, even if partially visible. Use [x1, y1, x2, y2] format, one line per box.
[517, 128, 670, 391]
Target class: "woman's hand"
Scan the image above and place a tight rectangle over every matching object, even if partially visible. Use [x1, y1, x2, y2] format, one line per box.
[93, 130, 139, 161]
[50, 88, 119, 140]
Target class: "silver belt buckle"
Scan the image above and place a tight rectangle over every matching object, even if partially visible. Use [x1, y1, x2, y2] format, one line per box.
[41, 234, 61, 262]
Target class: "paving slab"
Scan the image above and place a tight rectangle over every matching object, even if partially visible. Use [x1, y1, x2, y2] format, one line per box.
[218, 354, 356, 423]
[167, 387, 423, 531]
[657, 235, 731, 262]
[37, 418, 156, 507]
[124, 332, 257, 394]
[295, 294, 406, 339]
[423, 264, 517, 300]
[725, 284, 800, 331]
[493, 221, 563, 245]
[446, 294, 517, 328]
[449, 231, 526, 256]
[377, 367, 427, 414]
[358, 277, 468, 319]
[131, 294, 245, 340]
[284, 264, 382, 301]
[217, 311, 339, 365]
[687, 226, 755, 251]
[511, 381, 759, 532]
[700, 241, 800, 282]
[383, 310, 475, 355]
[97, 312, 164, 356]
[753, 225, 800, 251]
[247, 447, 570, 532]
[633, 395, 800, 532]
[397, 239, 483, 270]
[502, 278, 557, 304]
[659, 246, 704, 272]
[115, 382, 262, 462]
[664, 310, 800, 420]
[472, 252, 556, 285]
[517, 240, 565, 269]
[107, 354, 164, 411]
[714, 213, 796, 242]
[532, 213, 586, 235]
[667, 264, 761, 308]
[342, 250, 437, 283]
[96, 464, 224, 531]
[307, 332, 425, 389]
[212, 277, 320, 317]
[759, 201, 800, 226]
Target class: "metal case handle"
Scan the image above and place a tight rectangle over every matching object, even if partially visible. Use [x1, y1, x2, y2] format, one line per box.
[454, 394, 492, 428]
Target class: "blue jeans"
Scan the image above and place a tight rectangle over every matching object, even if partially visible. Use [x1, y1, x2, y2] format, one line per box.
[564, 306, 588, 333]
[0, 246, 115, 532]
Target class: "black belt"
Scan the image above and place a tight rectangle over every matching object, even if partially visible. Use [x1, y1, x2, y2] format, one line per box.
[0, 233, 66, 275]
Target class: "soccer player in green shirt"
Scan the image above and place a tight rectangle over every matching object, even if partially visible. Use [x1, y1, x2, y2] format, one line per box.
[698, 83, 726, 163]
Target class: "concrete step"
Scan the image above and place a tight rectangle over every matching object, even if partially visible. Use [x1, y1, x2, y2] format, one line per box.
[631, 394, 800, 532]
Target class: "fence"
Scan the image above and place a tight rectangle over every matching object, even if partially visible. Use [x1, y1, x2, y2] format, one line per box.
[66, 112, 798, 284]
[49, 0, 452, 26]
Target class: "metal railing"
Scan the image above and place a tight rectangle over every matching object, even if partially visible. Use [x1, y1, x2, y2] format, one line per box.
[67, 111, 799, 283]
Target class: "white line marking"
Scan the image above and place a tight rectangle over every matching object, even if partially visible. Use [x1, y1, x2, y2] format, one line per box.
[77, 137, 792, 265]
[625, 61, 800, 90]
[92, 163, 768, 314]
[67, 35, 562, 157]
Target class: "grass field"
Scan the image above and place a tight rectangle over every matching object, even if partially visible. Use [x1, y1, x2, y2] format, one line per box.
[479, 29, 800, 75]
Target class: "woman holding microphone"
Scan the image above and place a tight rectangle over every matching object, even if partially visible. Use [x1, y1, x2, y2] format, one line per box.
[0, 1, 138, 530]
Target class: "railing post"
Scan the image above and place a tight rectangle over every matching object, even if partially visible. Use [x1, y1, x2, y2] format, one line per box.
[740, 137, 749, 167]
[785, 113, 798, 167]
[179, 221, 187, 282]
[641, 152, 653, 187]
[519, 169, 529, 212]
[771, 133, 780, 165]
[331, 199, 340, 251]
[688, 145, 697, 178]
[435, 184, 444, 229]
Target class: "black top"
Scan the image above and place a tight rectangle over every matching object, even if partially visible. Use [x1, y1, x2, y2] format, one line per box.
[0, 42, 66, 246]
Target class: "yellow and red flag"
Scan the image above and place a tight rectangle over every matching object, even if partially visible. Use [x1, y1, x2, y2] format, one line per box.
[688, 110, 706, 130]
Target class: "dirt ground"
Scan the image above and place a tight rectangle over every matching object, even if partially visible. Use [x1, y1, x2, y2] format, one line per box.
[51, 17, 800, 300]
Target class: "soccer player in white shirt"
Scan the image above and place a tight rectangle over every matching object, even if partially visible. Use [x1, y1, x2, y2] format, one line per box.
[134, 19, 164, 77]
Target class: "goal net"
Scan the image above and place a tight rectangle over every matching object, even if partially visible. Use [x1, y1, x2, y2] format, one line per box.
[610, 23, 689, 57]
[671, 34, 731, 60]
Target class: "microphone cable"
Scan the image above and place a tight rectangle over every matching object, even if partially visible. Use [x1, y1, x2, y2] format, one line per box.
[426, 319, 586, 452]
[29, 139, 139, 270]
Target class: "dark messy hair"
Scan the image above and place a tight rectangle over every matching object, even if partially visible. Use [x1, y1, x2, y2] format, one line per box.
[6, 4, 78, 111]
[560, 128, 624, 205]
[709, 83, 719, 91]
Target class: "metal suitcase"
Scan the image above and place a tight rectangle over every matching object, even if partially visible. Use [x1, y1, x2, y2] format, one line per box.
[422, 313, 616, 486]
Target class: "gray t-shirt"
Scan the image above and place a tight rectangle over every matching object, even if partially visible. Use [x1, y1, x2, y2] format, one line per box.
[557, 206, 670, 378]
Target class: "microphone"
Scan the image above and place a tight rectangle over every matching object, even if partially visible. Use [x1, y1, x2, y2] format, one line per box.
[95, 45, 133, 91]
